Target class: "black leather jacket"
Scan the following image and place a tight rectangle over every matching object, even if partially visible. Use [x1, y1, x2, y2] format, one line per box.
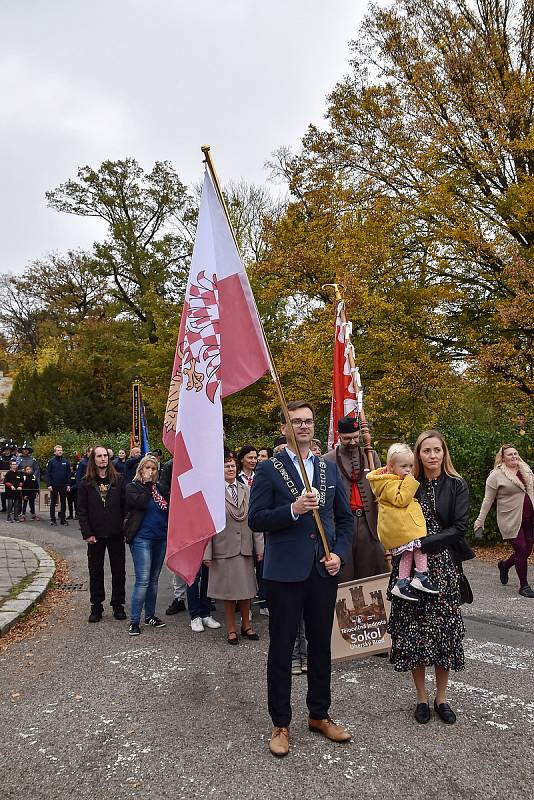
[417, 471, 474, 564]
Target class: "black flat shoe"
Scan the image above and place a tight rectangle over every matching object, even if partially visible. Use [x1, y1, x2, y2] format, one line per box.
[498, 560, 509, 585]
[414, 703, 431, 724]
[227, 632, 239, 645]
[241, 627, 259, 641]
[519, 584, 534, 598]
[434, 700, 456, 724]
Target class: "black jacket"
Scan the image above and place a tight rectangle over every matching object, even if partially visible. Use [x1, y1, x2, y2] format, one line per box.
[158, 459, 172, 497]
[22, 474, 39, 494]
[123, 455, 141, 485]
[112, 457, 127, 475]
[4, 469, 24, 498]
[417, 472, 474, 564]
[123, 480, 169, 543]
[77, 475, 125, 540]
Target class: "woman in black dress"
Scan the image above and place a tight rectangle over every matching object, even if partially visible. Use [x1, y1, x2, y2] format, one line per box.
[387, 430, 472, 725]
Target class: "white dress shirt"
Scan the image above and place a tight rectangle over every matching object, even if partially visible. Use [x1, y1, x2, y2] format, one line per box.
[286, 447, 315, 520]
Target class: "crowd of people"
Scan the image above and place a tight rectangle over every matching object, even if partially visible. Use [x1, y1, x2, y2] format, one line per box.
[1, 415, 532, 756]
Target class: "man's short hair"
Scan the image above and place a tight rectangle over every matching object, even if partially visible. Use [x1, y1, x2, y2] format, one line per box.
[279, 400, 316, 424]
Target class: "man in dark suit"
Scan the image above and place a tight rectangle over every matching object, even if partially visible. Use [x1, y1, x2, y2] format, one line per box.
[249, 400, 353, 757]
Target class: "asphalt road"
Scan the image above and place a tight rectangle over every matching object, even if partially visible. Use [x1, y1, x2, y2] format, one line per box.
[1, 518, 533, 800]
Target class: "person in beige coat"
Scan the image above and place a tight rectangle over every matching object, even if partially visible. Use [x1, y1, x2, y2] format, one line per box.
[474, 445, 534, 598]
[204, 449, 264, 644]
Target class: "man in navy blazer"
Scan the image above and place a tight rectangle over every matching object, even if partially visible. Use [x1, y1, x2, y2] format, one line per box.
[249, 400, 353, 757]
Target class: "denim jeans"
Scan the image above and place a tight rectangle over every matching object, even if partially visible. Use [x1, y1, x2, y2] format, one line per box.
[187, 564, 210, 620]
[129, 536, 167, 624]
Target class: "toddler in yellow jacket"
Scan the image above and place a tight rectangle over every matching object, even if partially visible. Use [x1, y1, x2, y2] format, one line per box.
[367, 443, 439, 602]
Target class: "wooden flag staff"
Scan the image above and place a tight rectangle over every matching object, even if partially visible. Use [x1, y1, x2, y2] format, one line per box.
[322, 283, 375, 472]
[201, 145, 331, 560]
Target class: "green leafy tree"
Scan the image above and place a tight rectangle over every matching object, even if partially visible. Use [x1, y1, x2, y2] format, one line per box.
[46, 159, 195, 343]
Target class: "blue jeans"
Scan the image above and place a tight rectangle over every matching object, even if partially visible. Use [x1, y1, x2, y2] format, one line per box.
[129, 536, 167, 624]
[187, 564, 210, 620]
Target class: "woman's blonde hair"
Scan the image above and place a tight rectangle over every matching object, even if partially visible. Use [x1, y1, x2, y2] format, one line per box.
[133, 455, 159, 482]
[386, 442, 412, 466]
[494, 444, 528, 470]
[412, 429, 462, 480]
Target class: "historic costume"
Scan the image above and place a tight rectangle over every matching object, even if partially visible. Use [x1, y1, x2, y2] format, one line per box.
[323, 416, 386, 581]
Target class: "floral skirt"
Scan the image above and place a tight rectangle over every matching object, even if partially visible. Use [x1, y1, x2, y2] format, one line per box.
[387, 548, 465, 673]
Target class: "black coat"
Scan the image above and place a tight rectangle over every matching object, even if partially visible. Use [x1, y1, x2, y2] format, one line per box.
[158, 459, 172, 497]
[123, 455, 141, 485]
[417, 472, 474, 563]
[123, 480, 168, 543]
[77, 476, 125, 540]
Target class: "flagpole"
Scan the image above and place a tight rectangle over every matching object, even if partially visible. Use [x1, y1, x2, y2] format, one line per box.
[323, 283, 375, 472]
[201, 144, 331, 561]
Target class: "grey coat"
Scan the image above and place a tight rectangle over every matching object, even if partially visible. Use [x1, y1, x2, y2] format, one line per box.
[204, 482, 264, 560]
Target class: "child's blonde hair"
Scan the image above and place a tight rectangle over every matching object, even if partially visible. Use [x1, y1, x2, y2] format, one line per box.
[386, 442, 413, 467]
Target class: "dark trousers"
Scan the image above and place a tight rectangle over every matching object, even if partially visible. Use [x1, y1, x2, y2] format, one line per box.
[1, 491, 6, 511]
[264, 566, 338, 728]
[87, 537, 126, 608]
[22, 494, 37, 516]
[255, 557, 266, 607]
[67, 492, 77, 518]
[503, 523, 533, 587]
[50, 486, 67, 522]
[7, 495, 21, 520]
[187, 564, 210, 620]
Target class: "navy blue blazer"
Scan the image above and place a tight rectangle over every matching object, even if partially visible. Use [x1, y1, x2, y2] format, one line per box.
[248, 450, 353, 582]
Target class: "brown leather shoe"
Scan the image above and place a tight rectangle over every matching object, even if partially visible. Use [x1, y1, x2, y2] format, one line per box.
[269, 726, 289, 756]
[308, 717, 351, 742]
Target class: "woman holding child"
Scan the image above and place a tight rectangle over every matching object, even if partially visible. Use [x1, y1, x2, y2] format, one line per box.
[368, 430, 472, 725]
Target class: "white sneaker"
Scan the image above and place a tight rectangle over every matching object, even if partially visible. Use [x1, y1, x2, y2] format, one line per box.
[190, 616, 204, 632]
[201, 615, 221, 629]
[259, 607, 269, 617]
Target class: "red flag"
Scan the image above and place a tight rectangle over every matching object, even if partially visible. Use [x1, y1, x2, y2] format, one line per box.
[162, 171, 270, 584]
[327, 300, 361, 449]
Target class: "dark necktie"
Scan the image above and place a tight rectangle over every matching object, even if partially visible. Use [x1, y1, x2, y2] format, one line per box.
[230, 484, 238, 504]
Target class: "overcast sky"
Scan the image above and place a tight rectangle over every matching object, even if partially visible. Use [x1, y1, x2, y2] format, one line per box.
[0, 1, 367, 274]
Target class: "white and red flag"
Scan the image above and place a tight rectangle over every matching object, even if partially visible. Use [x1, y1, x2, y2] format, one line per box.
[327, 300, 362, 449]
[163, 171, 270, 584]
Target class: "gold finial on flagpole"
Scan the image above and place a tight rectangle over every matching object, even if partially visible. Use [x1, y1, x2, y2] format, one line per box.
[322, 283, 344, 302]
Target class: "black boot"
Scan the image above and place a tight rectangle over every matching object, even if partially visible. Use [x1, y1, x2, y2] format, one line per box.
[88, 605, 103, 623]
[113, 605, 127, 620]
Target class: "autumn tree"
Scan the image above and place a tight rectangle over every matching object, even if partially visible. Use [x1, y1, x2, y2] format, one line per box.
[289, 0, 534, 399]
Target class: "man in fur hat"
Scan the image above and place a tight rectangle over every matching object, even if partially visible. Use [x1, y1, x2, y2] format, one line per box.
[323, 415, 386, 581]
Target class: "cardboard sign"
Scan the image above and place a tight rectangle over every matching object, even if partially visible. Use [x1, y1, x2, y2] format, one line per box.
[39, 490, 51, 510]
[331, 572, 392, 661]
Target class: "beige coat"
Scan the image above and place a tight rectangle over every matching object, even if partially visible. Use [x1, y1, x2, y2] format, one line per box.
[474, 463, 534, 540]
[203, 482, 264, 560]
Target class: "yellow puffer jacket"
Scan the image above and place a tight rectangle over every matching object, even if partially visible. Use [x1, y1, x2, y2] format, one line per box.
[366, 469, 427, 550]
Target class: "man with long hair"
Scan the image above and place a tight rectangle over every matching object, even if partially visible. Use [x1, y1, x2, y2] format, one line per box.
[77, 445, 126, 623]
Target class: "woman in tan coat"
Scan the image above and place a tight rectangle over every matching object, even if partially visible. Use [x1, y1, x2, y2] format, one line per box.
[474, 445, 534, 598]
[204, 449, 264, 644]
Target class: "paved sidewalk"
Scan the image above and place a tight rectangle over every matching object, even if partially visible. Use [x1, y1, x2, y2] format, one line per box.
[0, 535, 55, 634]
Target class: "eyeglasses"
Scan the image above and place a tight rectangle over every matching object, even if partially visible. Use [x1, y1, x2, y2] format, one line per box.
[290, 418, 314, 428]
